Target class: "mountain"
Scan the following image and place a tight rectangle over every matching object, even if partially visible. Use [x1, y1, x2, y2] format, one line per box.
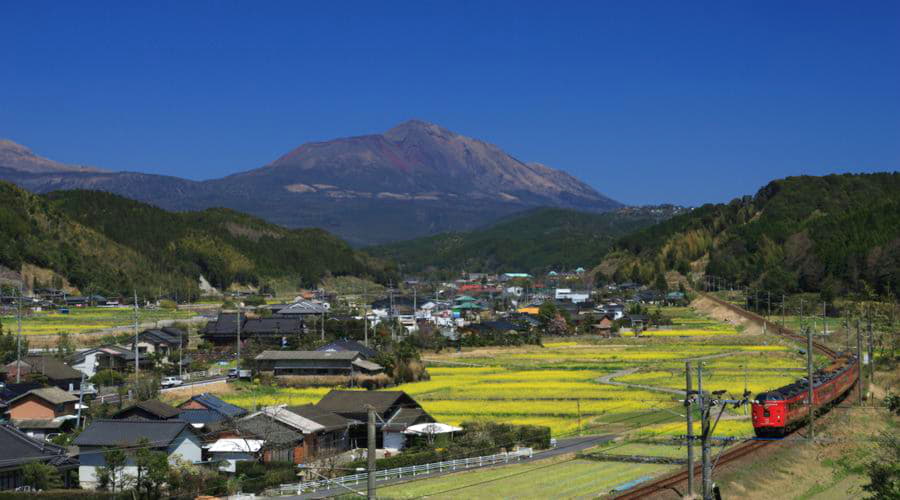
[0, 139, 107, 174]
[600, 173, 900, 296]
[0, 121, 621, 245]
[369, 205, 683, 276]
[0, 182, 395, 297]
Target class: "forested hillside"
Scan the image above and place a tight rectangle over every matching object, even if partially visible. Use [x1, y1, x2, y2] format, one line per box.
[0, 183, 395, 297]
[602, 173, 900, 296]
[370, 207, 678, 275]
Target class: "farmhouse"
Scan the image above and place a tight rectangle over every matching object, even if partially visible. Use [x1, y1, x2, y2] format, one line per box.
[177, 393, 248, 427]
[254, 350, 383, 377]
[315, 390, 434, 450]
[112, 399, 182, 421]
[2, 355, 83, 392]
[200, 313, 306, 345]
[74, 420, 202, 489]
[316, 339, 378, 359]
[69, 345, 153, 378]
[0, 424, 78, 490]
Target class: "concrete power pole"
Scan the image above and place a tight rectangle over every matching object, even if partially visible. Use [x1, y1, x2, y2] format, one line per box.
[697, 364, 712, 499]
[867, 313, 874, 388]
[236, 304, 242, 362]
[806, 326, 815, 442]
[367, 405, 376, 500]
[16, 285, 22, 383]
[685, 361, 695, 498]
[133, 290, 139, 376]
[856, 318, 863, 405]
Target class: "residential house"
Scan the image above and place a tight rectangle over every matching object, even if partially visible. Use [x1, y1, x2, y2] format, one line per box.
[2, 356, 83, 392]
[555, 288, 591, 304]
[177, 393, 248, 427]
[0, 424, 78, 490]
[316, 339, 378, 360]
[74, 420, 202, 489]
[592, 314, 617, 337]
[315, 391, 434, 450]
[6, 387, 79, 440]
[198, 312, 246, 345]
[112, 399, 182, 421]
[130, 327, 187, 361]
[207, 438, 264, 473]
[200, 313, 306, 345]
[68, 345, 152, 378]
[0, 382, 42, 415]
[209, 411, 303, 464]
[273, 300, 328, 317]
[254, 351, 383, 378]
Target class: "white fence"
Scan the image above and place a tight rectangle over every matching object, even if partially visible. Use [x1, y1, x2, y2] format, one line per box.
[269, 448, 534, 496]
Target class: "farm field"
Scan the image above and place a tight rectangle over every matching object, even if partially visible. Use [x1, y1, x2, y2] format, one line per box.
[216, 306, 808, 441]
[375, 455, 677, 499]
[0, 306, 199, 336]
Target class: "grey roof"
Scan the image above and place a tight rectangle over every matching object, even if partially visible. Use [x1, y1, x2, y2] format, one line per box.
[3, 355, 82, 380]
[275, 301, 327, 315]
[242, 317, 304, 334]
[226, 414, 303, 446]
[74, 419, 192, 448]
[351, 358, 384, 372]
[286, 404, 361, 432]
[0, 424, 75, 468]
[8, 386, 78, 406]
[317, 340, 378, 359]
[256, 350, 359, 361]
[113, 399, 182, 420]
[316, 390, 420, 417]
[12, 419, 67, 430]
[137, 328, 185, 346]
[383, 407, 434, 432]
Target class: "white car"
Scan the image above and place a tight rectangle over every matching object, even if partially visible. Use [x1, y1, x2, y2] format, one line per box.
[160, 377, 183, 388]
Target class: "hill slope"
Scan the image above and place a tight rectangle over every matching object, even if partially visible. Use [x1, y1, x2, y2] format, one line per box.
[369, 206, 681, 275]
[601, 173, 900, 296]
[0, 182, 394, 297]
[0, 121, 620, 245]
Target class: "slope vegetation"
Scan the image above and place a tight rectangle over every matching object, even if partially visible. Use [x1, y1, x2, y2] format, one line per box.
[0, 183, 394, 296]
[370, 207, 677, 275]
[602, 173, 900, 296]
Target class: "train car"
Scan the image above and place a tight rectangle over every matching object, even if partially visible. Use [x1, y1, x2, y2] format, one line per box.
[751, 354, 859, 437]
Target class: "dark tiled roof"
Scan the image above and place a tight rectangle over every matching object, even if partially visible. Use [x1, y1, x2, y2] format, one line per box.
[0, 382, 43, 403]
[226, 414, 303, 446]
[317, 340, 378, 359]
[12, 419, 66, 430]
[138, 328, 185, 346]
[201, 313, 246, 335]
[113, 399, 182, 419]
[285, 404, 361, 432]
[316, 390, 416, 417]
[242, 317, 304, 334]
[383, 407, 434, 432]
[74, 419, 192, 448]
[16, 356, 82, 380]
[255, 350, 358, 361]
[177, 409, 230, 425]
[275, 301, 327, 315]
[0, 424, 74, 468]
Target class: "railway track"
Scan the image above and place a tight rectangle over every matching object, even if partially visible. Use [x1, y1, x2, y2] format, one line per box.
[613, 293, 842, 499]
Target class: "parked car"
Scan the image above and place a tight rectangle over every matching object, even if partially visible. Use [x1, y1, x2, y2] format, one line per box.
[227, 368, 238, 379]
[161, 376, 183, 388]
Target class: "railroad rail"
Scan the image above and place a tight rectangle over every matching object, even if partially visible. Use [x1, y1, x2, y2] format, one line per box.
[613, 292, 841, 499]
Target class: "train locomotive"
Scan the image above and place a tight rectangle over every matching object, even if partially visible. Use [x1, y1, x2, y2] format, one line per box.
[751, 354, 859, 437]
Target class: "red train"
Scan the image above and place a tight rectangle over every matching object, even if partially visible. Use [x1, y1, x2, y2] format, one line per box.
[751, 354, 859, 437]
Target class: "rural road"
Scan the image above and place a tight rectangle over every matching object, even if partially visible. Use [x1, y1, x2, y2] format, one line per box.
[286, 434, 616, 499]
[94, 376, 228, 404]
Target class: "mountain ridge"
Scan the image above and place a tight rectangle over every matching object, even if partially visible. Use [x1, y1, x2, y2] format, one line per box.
[0, 121, 620, 244]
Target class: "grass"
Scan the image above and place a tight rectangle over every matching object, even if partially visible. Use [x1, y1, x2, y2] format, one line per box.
[376, 456, 677, 499]
[1, 306, 198, 336]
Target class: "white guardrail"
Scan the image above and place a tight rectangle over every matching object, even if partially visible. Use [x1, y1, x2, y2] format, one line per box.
[270, 448, 534, 496]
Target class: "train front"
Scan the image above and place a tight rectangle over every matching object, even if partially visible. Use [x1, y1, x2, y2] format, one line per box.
[751, 392, 787, 437]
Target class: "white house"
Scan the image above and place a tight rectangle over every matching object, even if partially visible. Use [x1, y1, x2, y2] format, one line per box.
[73, 420, 202, 489]
[555, 288, 590, 304]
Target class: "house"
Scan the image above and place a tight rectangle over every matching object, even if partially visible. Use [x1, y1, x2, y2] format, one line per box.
[316, 339, 378, 360]
[315, 391, 434, 450]
[64, 295, 107, 307]
[6, 387, 79, 440]
[255, 351, 384, 378]
[273, 300, 328, 317]
[0, 424, 78, 490]
[74, 420, 202, 489]
[555, 288, 591, 304]
[2, 356, 83, 392]
[209, 411, 304, 464]
[0, 382, 42, 415]
[592, 314, 616, 337]
[131, 327, 187, 360]
[500, 273, 532, 282]
[68, 345, 152, 378]
[177, 393, 248, 427]
[628, 314, 649, 333]
[112, 399, 182, 420]
[198, 312, 246, 344]
[207, 438, 264, 472]
[200, 313, 306, 345]
[286, 404, 361, 458]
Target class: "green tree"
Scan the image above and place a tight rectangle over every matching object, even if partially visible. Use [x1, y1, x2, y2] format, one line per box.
[97, 448, 127, 492]
[22, 462, 63, 490]
[537, 302, 559, 329]
[55, 332, 75, 358]
[654, 273, 668, 292]
[862, 431, 900, 499]
[134, 438, 170, 498]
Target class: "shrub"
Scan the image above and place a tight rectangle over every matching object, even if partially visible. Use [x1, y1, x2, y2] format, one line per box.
[91, 369, 125, 387]
[158, 299, 177, 310]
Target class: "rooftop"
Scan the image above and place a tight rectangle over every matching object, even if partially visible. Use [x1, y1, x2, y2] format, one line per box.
[74, 419, 193, 447]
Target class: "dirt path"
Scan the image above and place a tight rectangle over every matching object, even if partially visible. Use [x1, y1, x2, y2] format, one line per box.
[691, 295, 765, 335]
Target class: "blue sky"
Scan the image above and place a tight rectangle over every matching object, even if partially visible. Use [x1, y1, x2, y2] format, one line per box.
[1, 1, 898, 205]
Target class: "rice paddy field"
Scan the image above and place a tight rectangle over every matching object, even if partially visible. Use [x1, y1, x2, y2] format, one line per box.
[217, 305, 810, 442]
[0, 306, 198, 336]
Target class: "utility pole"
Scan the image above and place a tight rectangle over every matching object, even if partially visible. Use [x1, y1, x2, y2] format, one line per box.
[685, 361, 695, 498]
[800, 299, 804, 334]
[856, 318, 863, 405]
[867, 312, 874, 388]
[133, 290, 139, 377]
[697, 363, 711, 499]
[76, 370, 87, 429]
[367, 405, 376, 500]
[236, 303, 242, 362]
[16, 285, 22, 383]
[781, 294, 786, 331]
[823, 302, 827, 338]
[576, 399, 582, 436]
[806, 326, 815, 442]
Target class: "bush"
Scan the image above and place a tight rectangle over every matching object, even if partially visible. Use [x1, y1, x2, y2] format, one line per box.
[158, 299, 177, 310]
[91, 369, 125, 387]
[235, 461, 294, 494]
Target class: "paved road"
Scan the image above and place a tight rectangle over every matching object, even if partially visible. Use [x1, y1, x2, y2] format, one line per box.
[94, 376, 228, 404]
[285, 434, 615, 499]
